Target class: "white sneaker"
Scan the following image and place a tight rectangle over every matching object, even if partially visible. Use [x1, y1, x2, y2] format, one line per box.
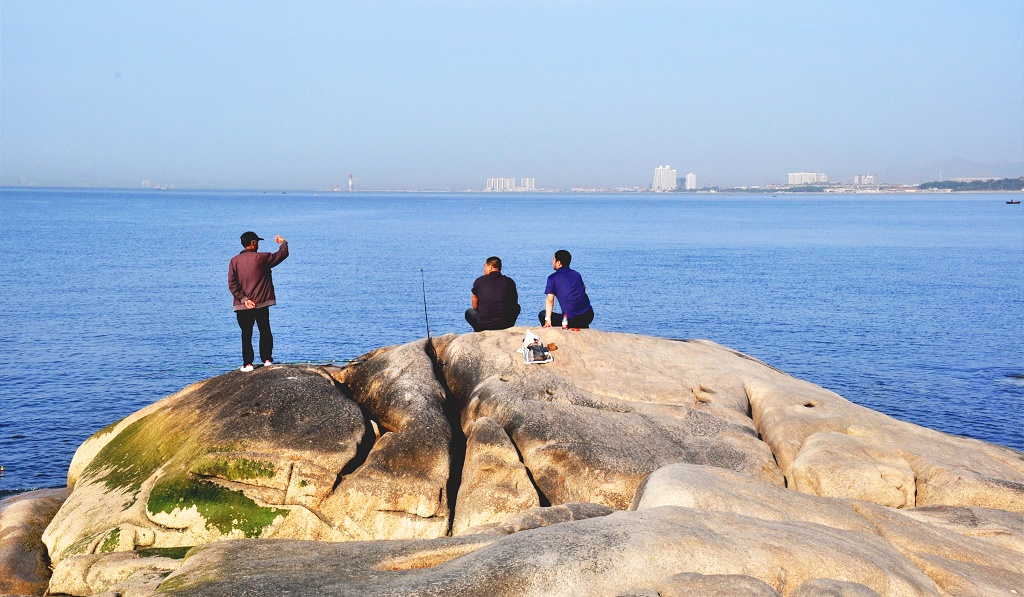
[263, 360, 273, 367]
[239, 364, 254, 372]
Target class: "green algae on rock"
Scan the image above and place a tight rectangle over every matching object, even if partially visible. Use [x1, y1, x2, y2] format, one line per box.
[189, 455, 276, 482]
[42, 365, 367, 566]
[147, 476, 288, 538]
[99, 527, 121, 553]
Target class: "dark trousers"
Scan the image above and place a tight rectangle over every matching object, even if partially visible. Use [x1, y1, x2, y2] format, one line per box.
[236, 307, 273, 365]
[465, 304, 521, 332]
[538, 308, 594, 329]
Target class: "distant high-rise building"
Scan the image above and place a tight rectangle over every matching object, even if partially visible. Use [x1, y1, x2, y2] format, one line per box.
[520, 178, 536, 191]
[653, 165, 678, 191]
[486, 177, 513, 191]
[685, 172, 697, 190]
[853, 174, 876, 185]
[788, 172, 828, 185]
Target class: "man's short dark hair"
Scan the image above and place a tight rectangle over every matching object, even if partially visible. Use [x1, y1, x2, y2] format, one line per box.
[486, 256, 502, 271]
[554, 249, 572, 267]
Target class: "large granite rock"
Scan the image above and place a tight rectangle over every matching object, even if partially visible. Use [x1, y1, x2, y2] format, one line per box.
[49, 549, 186, 597]
[43, 340, 456, 572]
[318, 340, 452, 540]
[0, 487, 71, 595]
[451, 416, 540, 535]
[436, 330, 786, 511]
[632, 463, 1024, 596]
[437, 329, 1024, 513]
[15, 329, 1024, 596]
[43, 365, 367, 566]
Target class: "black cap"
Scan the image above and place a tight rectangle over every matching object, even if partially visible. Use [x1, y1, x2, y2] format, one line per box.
[240, 231, 264, 246]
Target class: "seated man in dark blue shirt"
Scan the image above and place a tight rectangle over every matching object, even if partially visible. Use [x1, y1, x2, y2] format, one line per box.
[465, 256, 521, 332]
[539, 249, 595, 328]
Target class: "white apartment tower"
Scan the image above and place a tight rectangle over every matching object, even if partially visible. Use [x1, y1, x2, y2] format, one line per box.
[685, 172, 697, 190]
[652, 165, 678, 191]
[485, 177, 515, 191]
[788, 172, 828, 185]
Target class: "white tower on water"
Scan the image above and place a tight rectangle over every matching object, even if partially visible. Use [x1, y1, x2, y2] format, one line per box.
[348, 174, 353, 192]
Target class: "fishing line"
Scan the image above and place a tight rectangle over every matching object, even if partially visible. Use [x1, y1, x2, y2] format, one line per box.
[420, 267, 432, 340]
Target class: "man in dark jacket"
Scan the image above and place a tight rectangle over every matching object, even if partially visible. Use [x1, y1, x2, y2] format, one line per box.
[465, 256, 520, 332]
[228, 231, 289, 371]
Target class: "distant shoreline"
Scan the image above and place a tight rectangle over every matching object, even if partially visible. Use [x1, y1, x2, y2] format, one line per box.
[2, 185, 1022, 196]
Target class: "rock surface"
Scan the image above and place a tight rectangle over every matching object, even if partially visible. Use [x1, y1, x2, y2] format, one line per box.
[43, 365, 366, 566]
[645, 572, 785, 596]
[632, 463, 1024, 596]
[437, 330, 787, 510]
[452, 416, 540, 534]
[154, 507, 946, 596]
[49, 550, 185, 597]
[0, 487, 71, 595]
[10, 329, 1024, 596]
[318, 340, 452, 540]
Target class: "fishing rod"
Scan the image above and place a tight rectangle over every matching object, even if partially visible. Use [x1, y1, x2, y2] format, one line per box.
[420, 267, 432, 340]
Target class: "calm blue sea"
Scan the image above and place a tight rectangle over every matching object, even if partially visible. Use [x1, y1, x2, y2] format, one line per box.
[1, 188, 1022, 492]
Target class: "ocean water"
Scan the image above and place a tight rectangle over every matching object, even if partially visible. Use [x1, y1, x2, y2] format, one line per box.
[1, 188, 1022, 492]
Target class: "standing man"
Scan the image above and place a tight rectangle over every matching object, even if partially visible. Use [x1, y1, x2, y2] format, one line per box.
[465, 256, 521, 332]
[228, 231, 289, 371]
[539, 249, 595, 329]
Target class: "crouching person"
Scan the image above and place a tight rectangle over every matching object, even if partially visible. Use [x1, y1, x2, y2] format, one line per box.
[465, 256, 521, 332]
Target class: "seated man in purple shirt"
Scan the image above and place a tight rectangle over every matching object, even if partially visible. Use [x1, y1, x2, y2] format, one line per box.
[465, 256, 521, 332]
[539, 249, 595, 329]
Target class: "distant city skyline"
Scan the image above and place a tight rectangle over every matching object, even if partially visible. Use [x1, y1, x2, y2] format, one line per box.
[1, 2, 1021, 190]
[485, 177, 535, 192]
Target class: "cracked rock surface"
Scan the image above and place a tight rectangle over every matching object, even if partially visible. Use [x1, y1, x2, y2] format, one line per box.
[9, 329, 1024, 596]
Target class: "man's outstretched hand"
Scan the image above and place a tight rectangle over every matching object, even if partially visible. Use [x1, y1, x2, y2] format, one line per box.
[275, 235, 286, 244]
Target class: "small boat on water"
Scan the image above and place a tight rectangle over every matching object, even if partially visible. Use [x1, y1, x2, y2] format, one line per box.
[1007, 199, 1021, 204]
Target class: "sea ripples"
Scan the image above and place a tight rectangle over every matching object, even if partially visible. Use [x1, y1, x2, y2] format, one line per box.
[1, 188, 1021, 491]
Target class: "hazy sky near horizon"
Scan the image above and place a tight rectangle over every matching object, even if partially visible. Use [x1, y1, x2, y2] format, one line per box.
[2, 1, 1022, 190]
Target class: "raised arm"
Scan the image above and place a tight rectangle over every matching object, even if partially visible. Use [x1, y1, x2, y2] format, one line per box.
[265, 236, 289, 267]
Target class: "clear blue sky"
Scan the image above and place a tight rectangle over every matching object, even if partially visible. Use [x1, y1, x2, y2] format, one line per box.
[2, 1, 1022, 190]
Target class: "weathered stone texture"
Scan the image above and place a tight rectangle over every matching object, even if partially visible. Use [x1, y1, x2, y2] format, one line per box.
[155, 507, 942, 596]
[43, 365, 366, 565]
[452, 416, 539, 535]
[436, 330, 785, 511]
[632, 462, 1024, 595]
[49, 550, 184, 597]
[653, 572, 783, 596]
[320, 339, 452, 539]
[0, 487, 71, 595]
[11, 330, 1023, 596]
